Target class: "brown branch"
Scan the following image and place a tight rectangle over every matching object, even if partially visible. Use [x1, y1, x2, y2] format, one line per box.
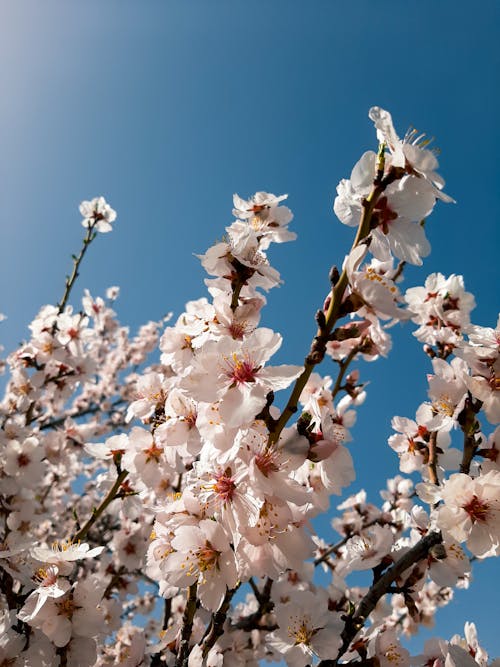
[427, 431, 439, 486]
[322, 531, 442, 665]
[458, 396, 482, 474]
[267, 160, 399, 446]
[57, 224, 98, 315]
[39, 398, 126, 431]
[460, 432, 478, 475]
[230, 279, 244, 312]
[201, 587, 238, 658]
[56, 646, 68, 667]
[175, 583, 199, 667]
[330, 346, 360, 400]
[234, 577, 274, 632]
[392, 259, 406, 282]
[150, 598, 173, 667]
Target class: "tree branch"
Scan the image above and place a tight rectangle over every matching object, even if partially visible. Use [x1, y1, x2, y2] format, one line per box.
[175, 583, 198, 667]
[201, 587, 238, 658]
[323, 531, 442, 665]
[267, 160, 399, 446]
[57, 224, 97, 314]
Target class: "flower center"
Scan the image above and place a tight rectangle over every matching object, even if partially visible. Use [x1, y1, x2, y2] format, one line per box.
[212, 469, 236, 503]
[225, 352, 258, 384]
[228, 320, 248, 340]
[143, 441, 164, 463]
[373, 196, 398, 234]
[57, 597, 75, 618]
[51, 538, 79, 553]
[196, 541, 220, 572]
[385, 642, 405, 664]
[17, 453, 31, 467]
[433, 396, 454, 417]
[34, 566, 58, 587]
[288, 618, 314, 646]
[462, 495, 491, 523]
[255, 449, 280, 477]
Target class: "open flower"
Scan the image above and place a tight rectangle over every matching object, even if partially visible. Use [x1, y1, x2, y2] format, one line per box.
[31, 541, 105, 576]
[186, 328, 301, 427]
[79, 196, 116, 233]
[368, 106, 453, 202]
[419, 471, 500, 558]
[270, 590, 343, 667]
[161, 519, 238, 611]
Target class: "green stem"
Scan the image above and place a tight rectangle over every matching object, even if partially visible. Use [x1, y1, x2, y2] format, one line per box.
[330, 346, 360, 400]
[72, 470, 128, 542]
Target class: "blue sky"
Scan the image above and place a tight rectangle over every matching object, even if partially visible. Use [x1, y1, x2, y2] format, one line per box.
[1, 0, 499, 657]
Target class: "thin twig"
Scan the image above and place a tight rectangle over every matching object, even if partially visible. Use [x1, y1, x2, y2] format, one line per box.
[39, 398, 126, 431]
[72, 470, 128, 542]
[314, 517, 397, 567]
[330, 346, 359, 400]
[234, 577, 274, 631]
[57, 224, 97, 314]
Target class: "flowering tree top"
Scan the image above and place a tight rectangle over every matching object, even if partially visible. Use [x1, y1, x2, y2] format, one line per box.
[0, 107, 499, 667]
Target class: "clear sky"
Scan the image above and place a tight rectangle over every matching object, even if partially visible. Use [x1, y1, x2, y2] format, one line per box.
[1, 0, 499, 657]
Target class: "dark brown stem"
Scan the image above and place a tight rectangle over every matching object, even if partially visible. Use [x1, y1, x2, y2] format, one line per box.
[248, 577, 263, 603]
[39, 398, 126, 431]
[325, 531, 442, 665]
[267, 161, 396, 446]
[150, 598, 173, 666]
[230, 279, 244, 312]
[234, 577, 274, 631]
[460, 432, 478, 475]
[56, 646, 68, 667]
[0, 565, 19, 610]
[201, 587, 238, 658]
[175, 583, 198, 667]
[102, 567, 127, 599]
[392, 259, 406, 282]
[162, 597, 172, 630]
[459, 396, 482, 474]
[57, 224, 97, 314]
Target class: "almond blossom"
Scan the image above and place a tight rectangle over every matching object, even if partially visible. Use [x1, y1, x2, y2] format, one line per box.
[270, 590, 344, 666]
[80, 196, 117, 233]
[185, 328, 301, 427]
[161, 519, 238, 611]
[1, 109, 498, 667]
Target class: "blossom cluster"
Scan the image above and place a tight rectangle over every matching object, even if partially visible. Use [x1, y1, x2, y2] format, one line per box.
[0, 113, 498, 666]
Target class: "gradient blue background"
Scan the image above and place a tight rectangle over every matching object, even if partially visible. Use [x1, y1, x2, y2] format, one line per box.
[1, 0, 498, 658]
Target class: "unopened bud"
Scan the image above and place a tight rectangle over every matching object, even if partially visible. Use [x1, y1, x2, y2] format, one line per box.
[329, 266, 340, 287]
[346, 369, 360, 385]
